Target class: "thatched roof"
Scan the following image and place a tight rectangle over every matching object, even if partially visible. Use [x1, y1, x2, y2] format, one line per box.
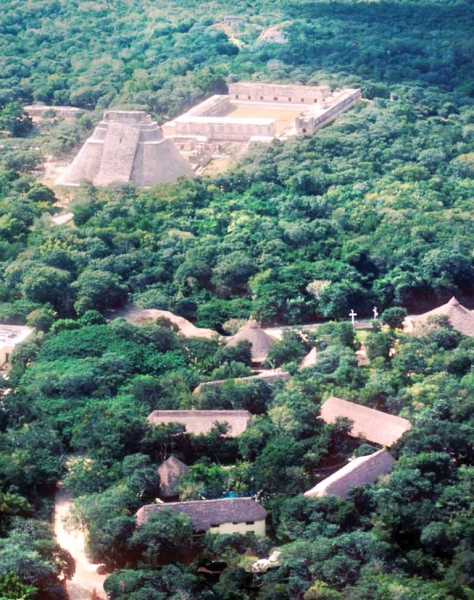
[405, 297, 474, 337]
[299, 347, 317, 368]
[193, 371, 290, 394]
[157, 455, 189, 499]
[135, 497, 267, 530]
[147, 410, 252, 437]
[320, 396, 412, 447]
[227, 319, 275, 363]
[304, 449, 395, 499]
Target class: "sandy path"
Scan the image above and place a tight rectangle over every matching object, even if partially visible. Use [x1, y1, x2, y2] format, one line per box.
[114, 305, 220, 339]
[54, 488, 107, 600]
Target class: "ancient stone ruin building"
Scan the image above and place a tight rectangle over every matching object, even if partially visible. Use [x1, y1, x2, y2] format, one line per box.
[228, 82, 331, 104]
[162, 82, 361, 147]
[58, 110, 194, 187]
[25, 105, 83, 119]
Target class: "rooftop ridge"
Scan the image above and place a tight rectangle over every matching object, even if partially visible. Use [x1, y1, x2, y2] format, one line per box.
[320, 396, 412, 447]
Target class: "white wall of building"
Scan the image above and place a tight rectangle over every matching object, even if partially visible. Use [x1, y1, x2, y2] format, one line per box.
[209, 518, 266, 536]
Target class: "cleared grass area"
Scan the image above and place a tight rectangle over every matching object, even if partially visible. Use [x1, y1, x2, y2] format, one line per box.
[202, 156, 233, 175]
[355, 329, 370, 344]
[225, 105, 300, 134]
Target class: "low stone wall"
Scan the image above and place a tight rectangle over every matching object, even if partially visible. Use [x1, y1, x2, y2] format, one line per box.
[164, 117, 276, 142]
[228, 82, 331, 104]
[25, 105, 82, 118]
[187, 95, 231, 117]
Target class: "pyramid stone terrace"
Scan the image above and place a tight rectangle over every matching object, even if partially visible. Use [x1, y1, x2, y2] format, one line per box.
[58, 110, 194, 188]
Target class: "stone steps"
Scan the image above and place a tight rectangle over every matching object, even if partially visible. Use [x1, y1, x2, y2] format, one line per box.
[96, 123, 140, 185]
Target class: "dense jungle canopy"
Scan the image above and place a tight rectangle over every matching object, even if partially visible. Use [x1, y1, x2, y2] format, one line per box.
[0, 0, 474, 598]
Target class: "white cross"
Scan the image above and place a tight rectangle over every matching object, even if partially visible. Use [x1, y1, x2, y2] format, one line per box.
[349, 309, 357, 326]
[373, 306, 379, 320]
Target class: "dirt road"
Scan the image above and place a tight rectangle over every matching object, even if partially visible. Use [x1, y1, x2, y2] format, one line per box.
[54, 488, 107, 600]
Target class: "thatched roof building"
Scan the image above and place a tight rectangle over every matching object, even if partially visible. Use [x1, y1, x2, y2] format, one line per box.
[320, 396, 412, 447]
[58, 110, 194, 188]
[304, 449, 395, 499]
[193, 371, 290, 394]
[227, 319, 275, 364]
[147, 410, 252, 437]
[157, 455, 189, 499]
[136, 497, 267, 531]
[404, 297, 474, 337]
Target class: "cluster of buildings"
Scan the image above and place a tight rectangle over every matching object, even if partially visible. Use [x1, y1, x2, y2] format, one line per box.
[162, 82, 361, 146]
[135, 296, 474, 536]
[4, 297, 473, 539]
[134, 317, 410, 536]
[38, 81, 361, 188]
[137, 394, 413, 535]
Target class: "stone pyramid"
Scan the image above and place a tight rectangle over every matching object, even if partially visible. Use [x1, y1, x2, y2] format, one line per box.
[58, 110, 194, 187]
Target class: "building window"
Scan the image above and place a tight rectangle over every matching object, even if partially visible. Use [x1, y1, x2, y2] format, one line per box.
[301, 98, 304, 102]
[288, 97, 291, 102]
[260, 96, 263, 100]
[302, 128, 307, 133]
[248, 95, 251, 100]
[314, 99, 317, 103]
[274, 97, 278, 101]
[245, 521, 255, 525]
[236, 95, 239, 99]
